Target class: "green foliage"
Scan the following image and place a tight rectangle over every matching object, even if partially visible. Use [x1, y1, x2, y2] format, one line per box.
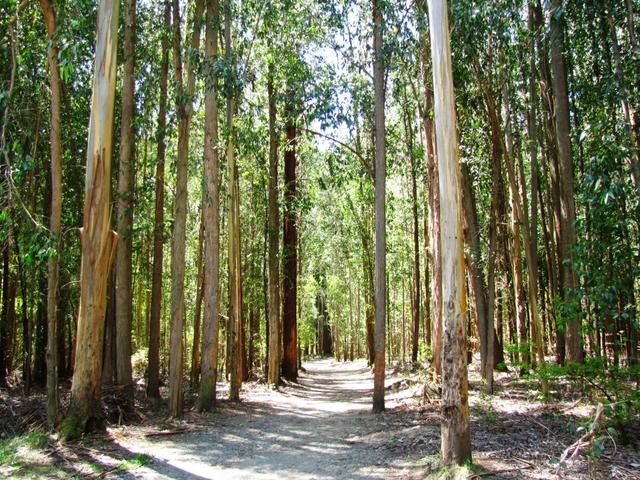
[536, 358, 640, 443]
[59, 415, 83, 442]
[423, 453, 479, 480]
[0, 428, 49, 467]
[418, 341, 432, 366]
[119, 453, 151, 470]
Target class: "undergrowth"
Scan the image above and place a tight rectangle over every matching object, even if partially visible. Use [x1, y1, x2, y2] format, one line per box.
[536, 357, 640, 444]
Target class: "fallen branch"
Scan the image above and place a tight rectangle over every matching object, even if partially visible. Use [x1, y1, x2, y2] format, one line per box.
[468, 457, 534, 479]
[558, 403, 605, 465]
[96, 465, 121, 479]
[144, 428, 199, 438]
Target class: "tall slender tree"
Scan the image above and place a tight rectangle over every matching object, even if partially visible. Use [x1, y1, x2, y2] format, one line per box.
[371, 0, 386, 413]
[225, 0, 243, 400]
[267, 61, 281, 386]
[281, 91, 298, 382]
[147, 0, 170, 400]
[39, 0, 62, 428]
[199, 0, 221, 411]
[61, 0, 120, 438]
[168, 0, 204, 416]
[115, 0, 136, 404]
[428, 0, 472, 464]
[549, 0, 582, 363]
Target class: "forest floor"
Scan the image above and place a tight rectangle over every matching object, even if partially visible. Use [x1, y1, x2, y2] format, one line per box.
[1, 358, 639, 479]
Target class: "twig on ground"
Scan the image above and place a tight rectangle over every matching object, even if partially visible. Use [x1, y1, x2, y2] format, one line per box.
[96, 465, 121, 479]
[144, 428, 200, 438]
[561, 397, 585, 411]
[557, 403, 605, 466]
[468, 457, 535, 479]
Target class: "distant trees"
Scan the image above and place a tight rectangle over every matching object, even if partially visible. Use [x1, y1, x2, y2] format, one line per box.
[0, 0, 638, 465]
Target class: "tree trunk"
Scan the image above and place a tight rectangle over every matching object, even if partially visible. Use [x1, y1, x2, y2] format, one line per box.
[191, 212, 205, 386]
[423, 212, 431, 347]
[605, 7, 640, 190]
[267, 62, 281, 386]
[61, 0, 120, 439]
[549, 0, 582, 363]
[502, 93, 530, 370]
[371, 0, 386, 414]
[147, 0, 170, 400]
[115, 0, 136, 404]
[281, 96, 298, 382]
[0, 247, 11, 386]
[102, 266, 116, 384]
[418, 20, 442, 376]
[198, 0, 221, 410]
[406, 102, 421, 365]
[16, 250, 31, 393]
[224, 0, 243, 401]
[533, 0, 565, 364]
[39, 0, 62, 427]
[428, 0, 472, 465]
[461, 164, 492, 392]
[168, 0, 204, 417]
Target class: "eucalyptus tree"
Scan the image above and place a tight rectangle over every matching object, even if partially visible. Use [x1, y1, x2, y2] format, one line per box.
[168, 0, 204, 417]
[115, 0, 136, 404]
[38, 0, 62, 427]
[429, 0, 472, 464]
[147, 0, 170, 400]
[62, 0, 120, 439]
[198, 0, 221, 411]
[549, 0, 582, 364]
[267, 60, 281, 386]
[416, 0, 442, 376]
[371, 0, 386, 413]
[281, 88, 299, 381]
[224, 0, 243, 402]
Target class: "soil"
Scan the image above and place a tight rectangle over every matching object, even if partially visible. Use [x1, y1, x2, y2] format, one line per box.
[2, 358, 639, 479]
[110, 358, 639, 480]
[114, 359, 429, 479]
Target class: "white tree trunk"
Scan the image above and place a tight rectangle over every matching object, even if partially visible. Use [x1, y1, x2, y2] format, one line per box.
[428, 0, 472, 465]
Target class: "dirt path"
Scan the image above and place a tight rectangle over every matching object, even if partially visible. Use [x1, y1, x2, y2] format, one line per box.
[116, 359, 429, 479]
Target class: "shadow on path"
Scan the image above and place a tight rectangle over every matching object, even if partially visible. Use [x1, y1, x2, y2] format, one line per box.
[116, 359, 428, 480]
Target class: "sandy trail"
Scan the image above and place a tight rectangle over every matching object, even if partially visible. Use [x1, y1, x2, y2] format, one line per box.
[116, 359, 427, 480]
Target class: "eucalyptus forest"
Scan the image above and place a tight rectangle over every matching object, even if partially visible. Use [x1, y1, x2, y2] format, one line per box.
[0, 0, 639, 478]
